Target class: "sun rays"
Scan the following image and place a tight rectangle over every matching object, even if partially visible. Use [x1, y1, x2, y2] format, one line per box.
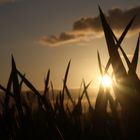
[100, 74, 112, 88]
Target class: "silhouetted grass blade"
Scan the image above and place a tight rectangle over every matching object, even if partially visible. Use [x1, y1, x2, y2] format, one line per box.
[99, 6, 127, 80]
[17, 70, 42, 99]
[105, 16, 136, 73]
[4, 70, 13, 115]
[63, 60, 71, 91]
[44, 69, 50, 97]
[61, 60, 71, 109]
[65, 85, 75, 107]
[83, 81, 92, 108]
[51, 81, 55, 107]
[12, 55, 24, 119]
[0, 84, 14, 97]
[97, 51, 103, 76]
[129, 34, 140, 73]
[113, 16, 136, 45]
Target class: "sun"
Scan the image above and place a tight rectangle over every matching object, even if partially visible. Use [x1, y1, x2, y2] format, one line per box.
[100, 74, 112, 88]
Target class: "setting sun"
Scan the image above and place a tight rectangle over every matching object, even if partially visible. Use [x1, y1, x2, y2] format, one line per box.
[100, 74, 112, 88]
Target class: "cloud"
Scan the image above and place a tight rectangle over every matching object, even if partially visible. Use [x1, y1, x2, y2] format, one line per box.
[40, 32, 81, 47]
[39, 31, 100, 47]
[40, 6, 140, 47]
[0, 0, 15, 5]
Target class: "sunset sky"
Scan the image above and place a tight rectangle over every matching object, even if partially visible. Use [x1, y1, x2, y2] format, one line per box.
[0, 0, 140, 90]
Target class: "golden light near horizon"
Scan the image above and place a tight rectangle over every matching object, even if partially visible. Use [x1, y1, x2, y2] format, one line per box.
[100, 74, 112, 88]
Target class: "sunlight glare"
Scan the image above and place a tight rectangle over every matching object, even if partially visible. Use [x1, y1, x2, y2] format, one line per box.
[101, 74, 112, 88]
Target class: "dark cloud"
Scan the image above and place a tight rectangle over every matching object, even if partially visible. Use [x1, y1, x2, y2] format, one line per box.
[107, 6, 140, 31]
[74, 6, 140, 31]
[73, 16, 101, 32]
[40, 6, 140, 47]
[40, 32, 89, 47]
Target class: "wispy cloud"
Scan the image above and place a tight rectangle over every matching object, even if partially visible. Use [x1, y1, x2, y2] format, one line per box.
[0, 0, 15, 5]
[39, 31, 101, 47]
[40, 6, 140, 47]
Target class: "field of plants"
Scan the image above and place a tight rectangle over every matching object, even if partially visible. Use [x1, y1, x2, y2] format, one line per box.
[0, 7, 140, 140]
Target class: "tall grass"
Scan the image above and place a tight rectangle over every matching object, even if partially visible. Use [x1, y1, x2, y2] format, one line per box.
[0, 7, 140, 140]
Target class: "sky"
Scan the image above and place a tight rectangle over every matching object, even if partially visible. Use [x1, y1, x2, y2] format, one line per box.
[0, 0, 140, 90]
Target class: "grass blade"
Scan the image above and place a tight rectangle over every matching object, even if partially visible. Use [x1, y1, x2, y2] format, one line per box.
[83, 81, 92, 108]
[97, 51, 103, 76]
[44, 69, 50, 98]
[99, 6, 127, 80]
[12, 55, 23, 119]
[63, 60, 71, 92]
[129, 34, 140, 73]
[61, 60, 71, 108]
[65, 85, 75, 107]
[17, 70, 42, 99]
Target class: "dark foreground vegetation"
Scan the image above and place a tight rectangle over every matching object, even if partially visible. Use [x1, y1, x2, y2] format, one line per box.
[0, 7, 140, 140]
